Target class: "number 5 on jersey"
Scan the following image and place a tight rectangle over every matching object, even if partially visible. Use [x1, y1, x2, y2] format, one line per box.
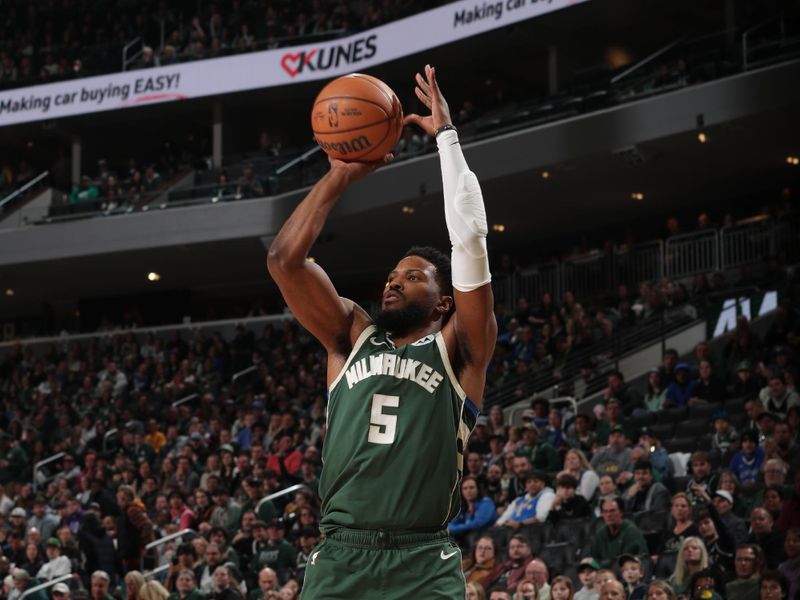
[368, 393, 399, 444]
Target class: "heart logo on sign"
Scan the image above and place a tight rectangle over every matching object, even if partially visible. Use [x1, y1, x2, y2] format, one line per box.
[280, 49, 317, 78]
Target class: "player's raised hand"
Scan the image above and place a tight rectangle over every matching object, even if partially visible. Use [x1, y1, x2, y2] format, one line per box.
[403, 64, 453, 136]
[328, 153, 393, 182]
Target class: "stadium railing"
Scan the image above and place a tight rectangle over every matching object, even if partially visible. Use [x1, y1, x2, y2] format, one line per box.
[33, 451, 65, 493]
[20, 574, 73, 600]
[257, 484, 311, 517]
[142, 528, 195, 571]
[172, 393, 198, 408]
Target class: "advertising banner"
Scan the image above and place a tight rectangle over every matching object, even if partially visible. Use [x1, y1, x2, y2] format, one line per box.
[0, 0, 588, 126]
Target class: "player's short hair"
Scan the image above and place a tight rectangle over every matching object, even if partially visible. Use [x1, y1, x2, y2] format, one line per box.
[403, 246, 452, 297]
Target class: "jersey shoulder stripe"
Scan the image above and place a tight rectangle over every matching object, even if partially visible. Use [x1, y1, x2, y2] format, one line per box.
[329, 324, 376, 391]
[434, 332, 466, 401]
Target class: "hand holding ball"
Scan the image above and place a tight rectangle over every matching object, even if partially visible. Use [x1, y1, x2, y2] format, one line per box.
[311, 74, 403, 162]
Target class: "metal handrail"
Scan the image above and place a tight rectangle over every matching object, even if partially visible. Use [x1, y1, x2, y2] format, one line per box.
[256, 484, 309, 515]
[122, 37, 142, 71]
[611, 37, 686, 84]
[144, 564, 170, 580]
[20, 574, 72, 600]
[232, 365, 258, 384]
[33, 452, 65, 493]
[743, 14, 784, 70]
[172, 393, 198, 408]
[0, 171, 49, 212]
[103, 428, 119, 453]
[275, 145, 323, 175]
[142, 528, 194, 570]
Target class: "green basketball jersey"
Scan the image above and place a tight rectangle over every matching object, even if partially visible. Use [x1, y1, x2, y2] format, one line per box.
[318, 324, 478, 533]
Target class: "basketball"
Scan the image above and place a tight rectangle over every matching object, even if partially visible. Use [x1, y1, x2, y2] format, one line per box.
[311, 73, 403, 162]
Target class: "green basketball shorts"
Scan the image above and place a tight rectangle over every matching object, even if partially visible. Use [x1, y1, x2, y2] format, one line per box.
[300, 528, 466, 599]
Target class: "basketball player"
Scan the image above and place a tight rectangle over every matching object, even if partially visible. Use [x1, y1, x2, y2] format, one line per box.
[268, 64, 496, 599]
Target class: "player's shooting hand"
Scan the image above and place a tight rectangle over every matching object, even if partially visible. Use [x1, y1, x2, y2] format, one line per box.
[403, 64, 452, 136]
[328, 154, 393, 182]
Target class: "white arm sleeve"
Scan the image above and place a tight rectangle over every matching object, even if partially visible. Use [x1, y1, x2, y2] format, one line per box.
[437, 129, 491, 292]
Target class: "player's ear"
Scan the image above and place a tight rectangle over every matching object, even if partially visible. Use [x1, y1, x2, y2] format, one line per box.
[436, 295, 454, 319]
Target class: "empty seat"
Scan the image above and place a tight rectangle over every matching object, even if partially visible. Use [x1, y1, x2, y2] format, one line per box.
[666, 437, 698, 453]
[680, 419, 710, 438]
[649, 422, 675, 441]
[540, 541, 577, 575]
[630, 412, 657, 430]
[689, 403, 720, 421]
[658, 407, 689, 423]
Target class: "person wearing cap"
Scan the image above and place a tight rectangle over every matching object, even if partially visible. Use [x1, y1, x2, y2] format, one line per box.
[36, 538, 71, 581]
[618, 554, 646, 600]
[11, 569, 47, 600]
[590, 426, 633, 486]
[759, 374, 799, 420]
[710, 410, 739, 465]
[518, 423, 560, 473]
[252, 521, 295, 585]
[496, 470, 555, 527]
[467, 415, 492, 455]
[590, 498, 648, 569]
[0, 432, 28, 485]
[574, 558, 600, 600]
[52, 582, 71, 600]
[665, 363, 696, 409]
[731, 360, 761, 398]
[712, 489, 749, 546]
[623, 459, 671, 514]
[729, 428, 765, 485]
[27, 496, 61, 541]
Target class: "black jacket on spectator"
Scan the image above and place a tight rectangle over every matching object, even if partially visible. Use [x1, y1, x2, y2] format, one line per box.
[748, 530, 786, 569]
[546, 494, 591, 523]
[78, 513, 120, 586]
[693, 377, 726, 404]
[625, 481, 671, 514]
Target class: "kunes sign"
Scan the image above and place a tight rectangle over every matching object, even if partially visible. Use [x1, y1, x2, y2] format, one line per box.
[0, 0, 589, 126]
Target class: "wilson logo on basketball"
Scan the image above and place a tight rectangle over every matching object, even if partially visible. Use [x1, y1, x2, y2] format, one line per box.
[328, 104, 338, 128]
[316, 135, 372, 155]
[280, 34, 378, 78]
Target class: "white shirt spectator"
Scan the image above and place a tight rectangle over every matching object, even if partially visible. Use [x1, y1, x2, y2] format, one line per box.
[36, 555, 71, 580]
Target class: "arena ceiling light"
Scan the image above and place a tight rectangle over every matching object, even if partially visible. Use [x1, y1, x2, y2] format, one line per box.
[492, 224, 506, 232]
[786, 156, 799, 165]
[631, 192, 645, 201]
[5, 288, 14, 297]
[147, 272, 161, 282]
[541, 170, 550, 179]
[697, 132, 709, 143]
[401, 205, 415, 214]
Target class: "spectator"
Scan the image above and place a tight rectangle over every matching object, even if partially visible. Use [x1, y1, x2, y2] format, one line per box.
[249, 567, 278, 600]
[77, 512, 118, 587]
[686, 452, 718, 505]
[618, 554, 646, 600]
[116, 485, 154, 572]
[729, 429, 765, 485]
[758, 570, 790, 600]
[461, 536, 497, 590]
[560, 449, 599, 501]
[590, 498, 648, 569]
[36, 538, 71, 580]
[91, 571, 115, 600]
[642, 369, 668, 413]
[547, 474, 591, 524]
[448, 476, 496, 545]
[749, 508, 787, 569]
[521, 559, 549, 598]
[777, 528, 800, 600]
[776, 471, 800, 532]
[517, 424, 560, 472]
[665, 363, 696, 409]
[656, 492, 699, 573]
[574, 558, 600, 600]
[595, 398, 632, 445]
[197, 543, 226, 593]
[731, 360, 762, 399]
[692, 360, 726, 405]
[466, 582, 486, 600]
[726, 544, 766, 600]
[590, 426, 633, 486]
[566, 414, 597, 456]
[27, 497, 60, 541]
[645, 580, 676, 600]
[207, 565, 243, 600]
[623, 459, 671, 514]
[695, 504, 736, 578]
[759, 375, 799, 419]
[601, 371, 642, 415]
[497, 470, 555, 528]
[125, 572, 146, 600]
[597, 580, 625, 600]
[709, 489, 748, 546]
[668, 537, 709, 597]
[139, 581, 170, 600]
[484, 534, 534, 593]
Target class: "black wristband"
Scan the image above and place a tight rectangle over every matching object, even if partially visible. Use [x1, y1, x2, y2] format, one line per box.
[434, 124, 457, 137]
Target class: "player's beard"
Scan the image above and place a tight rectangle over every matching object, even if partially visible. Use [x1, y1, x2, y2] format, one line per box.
[372, 300, 430, 338]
